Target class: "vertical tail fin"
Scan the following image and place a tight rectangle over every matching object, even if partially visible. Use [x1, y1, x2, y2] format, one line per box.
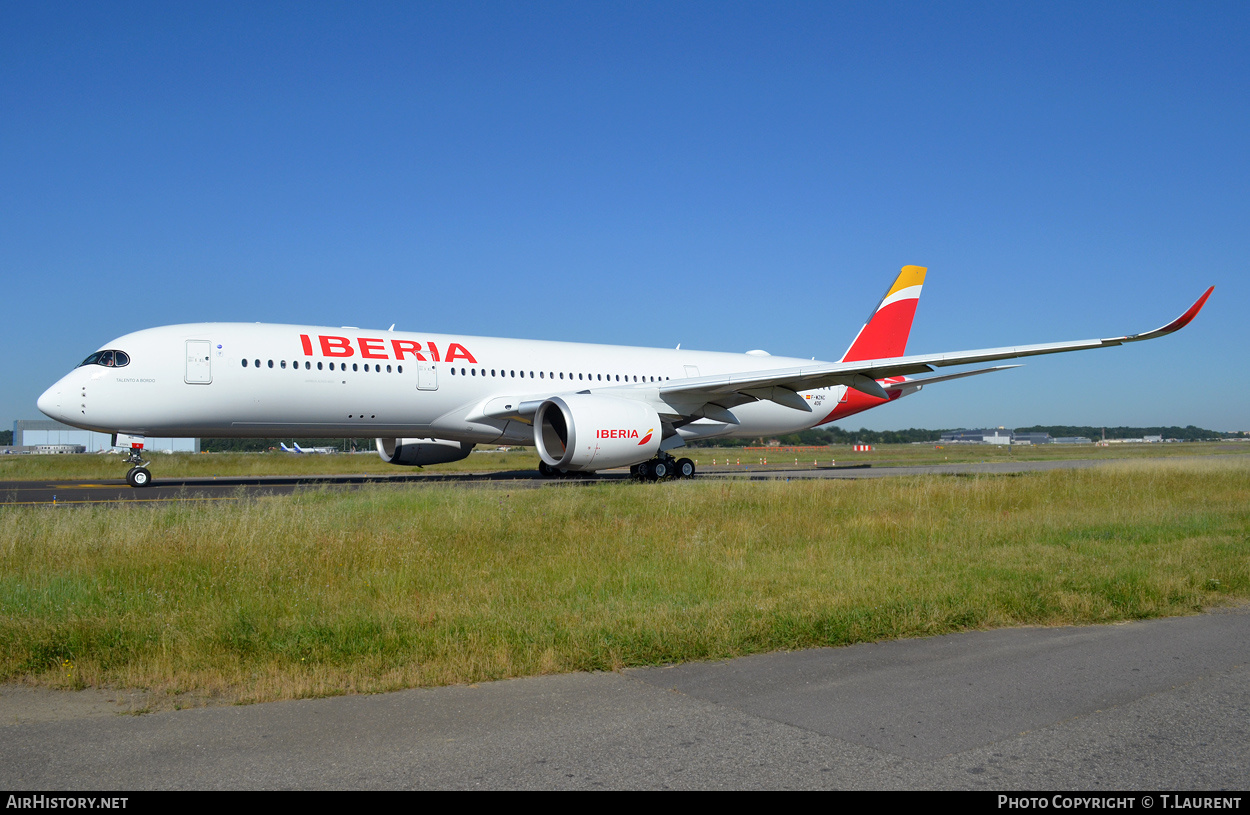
[840, 265, 926, 362]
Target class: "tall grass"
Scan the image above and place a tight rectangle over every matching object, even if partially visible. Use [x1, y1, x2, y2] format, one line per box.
[2, 458, 1246, 703]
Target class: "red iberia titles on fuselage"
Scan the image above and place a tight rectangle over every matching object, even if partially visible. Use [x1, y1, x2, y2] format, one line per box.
[300, 334, 478, 363]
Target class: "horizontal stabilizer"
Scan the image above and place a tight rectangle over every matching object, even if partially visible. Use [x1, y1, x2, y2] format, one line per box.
[882, 365, 1022, 390]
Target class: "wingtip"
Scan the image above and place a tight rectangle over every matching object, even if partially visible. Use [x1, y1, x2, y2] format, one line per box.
[1163, 285, 1215, 334]
[1120, 285, 1214, 342]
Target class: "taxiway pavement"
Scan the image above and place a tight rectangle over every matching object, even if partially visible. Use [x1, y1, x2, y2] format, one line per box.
[0, 457, 1124, 505]
[2, 606, 1246, 789]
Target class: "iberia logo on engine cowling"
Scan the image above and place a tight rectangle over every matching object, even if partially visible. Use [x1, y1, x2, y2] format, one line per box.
[594, 428, 654, 445]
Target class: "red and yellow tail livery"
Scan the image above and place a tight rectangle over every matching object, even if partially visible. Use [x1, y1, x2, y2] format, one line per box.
[841, 265, 926, 362]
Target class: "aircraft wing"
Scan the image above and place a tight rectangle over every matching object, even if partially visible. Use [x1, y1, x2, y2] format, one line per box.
[651, 286, 1214, 413]
[470, 287, 1211, 423]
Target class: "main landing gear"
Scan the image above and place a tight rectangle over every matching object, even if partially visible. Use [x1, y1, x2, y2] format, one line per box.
[631, 454, 696, 482]
[535, 454, 697, 482]
[536, 460, 565, 478]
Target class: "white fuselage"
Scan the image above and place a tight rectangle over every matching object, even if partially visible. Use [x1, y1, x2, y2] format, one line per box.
[37, 323, 846, 445]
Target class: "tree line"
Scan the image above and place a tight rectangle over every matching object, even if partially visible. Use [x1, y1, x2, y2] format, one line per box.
[199, 438, 374, 453]
[685, 424, 1237, 447]
[1012, 425, 1228, 442]
[685, 427, 948, 447]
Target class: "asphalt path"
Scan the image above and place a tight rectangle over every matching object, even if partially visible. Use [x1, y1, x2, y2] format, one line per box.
[0, 458, 1124, 505]
[2, 606, 1246, 790]
[0, 470, 563, 505]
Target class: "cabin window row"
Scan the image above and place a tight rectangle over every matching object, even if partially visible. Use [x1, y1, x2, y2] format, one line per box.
[241, 359, 403, 374]
[449, 368, 669, 383]
[240, 358, 672, 383]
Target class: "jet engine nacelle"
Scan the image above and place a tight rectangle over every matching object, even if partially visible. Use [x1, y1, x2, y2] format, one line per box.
[534, 394, 662, 472]
[376, 437, 475, 466]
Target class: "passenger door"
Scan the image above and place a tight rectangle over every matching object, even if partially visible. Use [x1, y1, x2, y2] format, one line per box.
[185, 340, 212, 384]
[417, 362, 438, 391]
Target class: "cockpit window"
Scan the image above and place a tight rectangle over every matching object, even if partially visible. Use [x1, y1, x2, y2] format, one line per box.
[77, 349, 130, 368]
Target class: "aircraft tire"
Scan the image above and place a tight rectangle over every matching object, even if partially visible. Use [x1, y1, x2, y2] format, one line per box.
[127, 467, 152, 488]
[651, 459, 670, 480]
[676, 458, 695, 479]
[537, 461, 553, 478]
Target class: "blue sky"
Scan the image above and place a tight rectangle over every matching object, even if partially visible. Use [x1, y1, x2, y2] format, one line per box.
[3, 2, 1247, 432]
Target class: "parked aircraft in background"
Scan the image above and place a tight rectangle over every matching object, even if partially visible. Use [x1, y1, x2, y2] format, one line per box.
[280, 442, 337, 454]
[37, 266, 1213, 487]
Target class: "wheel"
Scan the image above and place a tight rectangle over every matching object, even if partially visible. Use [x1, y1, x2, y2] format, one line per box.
[537, 461, 553, 477]
[676, 458, 695, 478]
[629, 464, 641, 479]
[651, 459, 670, 480]
[636, 461, 652, 481]
[127, 467, 152, 488]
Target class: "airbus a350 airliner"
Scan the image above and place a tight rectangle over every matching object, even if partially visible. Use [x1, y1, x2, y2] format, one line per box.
[37, 266, 1213, 487]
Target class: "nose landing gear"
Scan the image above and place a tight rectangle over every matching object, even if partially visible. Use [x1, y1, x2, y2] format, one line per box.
[126, 466, 152, 488]
[118, 435, 153, 488]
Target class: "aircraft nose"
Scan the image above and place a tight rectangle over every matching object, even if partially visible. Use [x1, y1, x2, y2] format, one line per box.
[37, 384, 62, 421]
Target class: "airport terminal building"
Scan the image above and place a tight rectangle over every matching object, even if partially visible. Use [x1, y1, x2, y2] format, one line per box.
[939, 429, 1098, 445]
[5, 419, 199, 454]
[940, 429, 1062, 445]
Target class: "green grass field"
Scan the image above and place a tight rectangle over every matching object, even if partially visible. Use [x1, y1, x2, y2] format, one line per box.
[2, 456, 1247, 706]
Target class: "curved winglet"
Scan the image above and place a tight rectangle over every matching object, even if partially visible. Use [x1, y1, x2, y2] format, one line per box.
[1115, 286, 1214, 343]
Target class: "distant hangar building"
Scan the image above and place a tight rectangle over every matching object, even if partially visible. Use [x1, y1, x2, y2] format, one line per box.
[7, 420, 199, 454]
[940, 429, 1054, 445]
